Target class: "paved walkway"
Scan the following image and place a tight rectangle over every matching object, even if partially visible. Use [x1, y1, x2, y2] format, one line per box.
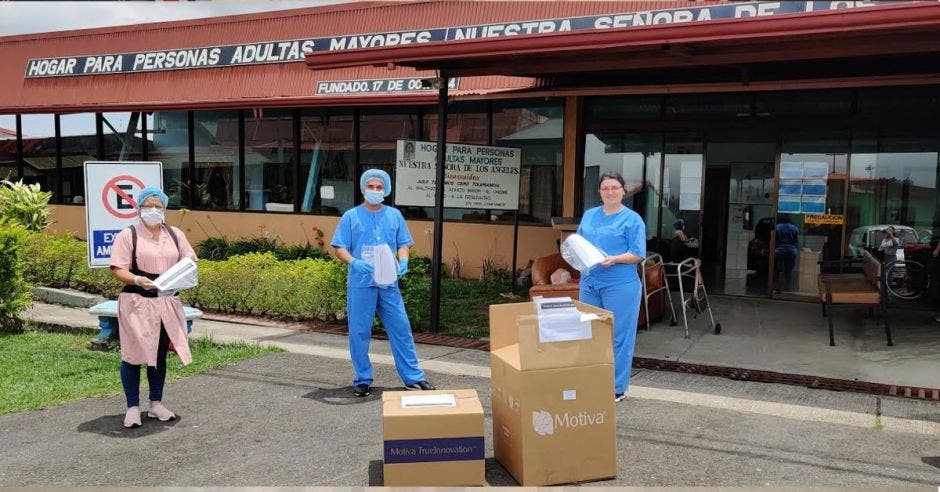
[22, 294, 940, 393]
[7, 300, 940, 486]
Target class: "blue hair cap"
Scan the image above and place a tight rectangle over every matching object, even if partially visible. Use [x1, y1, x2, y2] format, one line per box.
[359, 169, 391, 197]
[137, 186, 168, 208]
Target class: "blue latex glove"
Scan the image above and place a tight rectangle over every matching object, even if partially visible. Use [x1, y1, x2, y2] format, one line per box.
[351, 258, 374, 275]
[398, 258, 409, 276]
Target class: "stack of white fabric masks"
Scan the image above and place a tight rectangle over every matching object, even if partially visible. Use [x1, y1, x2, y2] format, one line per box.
[363, 243, 398, 288]
[560, 234, 607, 273]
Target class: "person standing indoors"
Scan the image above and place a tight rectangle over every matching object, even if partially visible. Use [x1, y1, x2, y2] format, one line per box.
[577, 171, 646, 402]
[774, 215, 799, 292]
[109, 186, 197, 428]
[331, 169, 435, 397]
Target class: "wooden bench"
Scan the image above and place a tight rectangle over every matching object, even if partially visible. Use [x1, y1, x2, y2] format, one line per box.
[817, 250, 893, 347]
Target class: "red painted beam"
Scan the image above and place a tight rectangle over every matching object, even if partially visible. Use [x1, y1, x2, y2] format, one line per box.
[305, 2, 940, 74]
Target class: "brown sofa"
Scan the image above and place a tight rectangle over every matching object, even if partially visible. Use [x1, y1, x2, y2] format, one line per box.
[528, 253, 665, 328]
[528, 253, 581, 300]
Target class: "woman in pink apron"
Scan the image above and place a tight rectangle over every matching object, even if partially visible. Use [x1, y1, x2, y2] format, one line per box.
[109, 186, 197, 428]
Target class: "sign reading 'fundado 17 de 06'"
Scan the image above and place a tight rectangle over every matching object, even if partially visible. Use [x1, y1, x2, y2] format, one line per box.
[395, 140, 520, 210]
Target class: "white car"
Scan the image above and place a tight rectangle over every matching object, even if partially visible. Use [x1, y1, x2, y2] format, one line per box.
[846, 224, 919, 258]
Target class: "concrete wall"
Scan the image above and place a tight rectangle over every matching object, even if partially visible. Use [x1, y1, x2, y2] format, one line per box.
[49, 205, 561, 278]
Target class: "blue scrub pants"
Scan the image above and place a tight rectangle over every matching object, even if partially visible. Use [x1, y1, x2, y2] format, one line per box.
[579, 278, 641, 395]
[347, 285, 425, 387]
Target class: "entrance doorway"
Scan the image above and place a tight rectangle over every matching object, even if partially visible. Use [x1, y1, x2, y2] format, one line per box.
[702, 138, 777, 296]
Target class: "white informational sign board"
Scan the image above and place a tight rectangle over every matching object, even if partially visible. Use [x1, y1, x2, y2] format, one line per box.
[394, 140, 521, 210]
[84, 161, 163, 268]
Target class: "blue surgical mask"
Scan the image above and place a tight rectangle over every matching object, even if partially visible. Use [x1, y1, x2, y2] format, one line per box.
[364, 190, 384, 205]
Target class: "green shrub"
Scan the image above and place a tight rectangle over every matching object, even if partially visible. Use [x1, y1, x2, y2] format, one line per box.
[22, 232, 122, 297]
[195, 236, 230, 261]
[0, 226, 31, 330]
[0, 180, 52, 232]
[182, 253, 347, 320]
[196, 236, 329, 262]
[400, 255, 432, 331]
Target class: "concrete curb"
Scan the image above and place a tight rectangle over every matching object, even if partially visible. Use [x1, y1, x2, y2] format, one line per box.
[32, 287, 104, 309]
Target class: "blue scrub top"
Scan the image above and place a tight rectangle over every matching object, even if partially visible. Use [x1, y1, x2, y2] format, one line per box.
[775, 222, 799, 255]
[331, 204, 414, 288]
[577, 205, 646, 286]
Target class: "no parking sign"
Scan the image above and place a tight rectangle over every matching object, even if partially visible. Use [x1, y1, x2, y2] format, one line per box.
[84, 161, 163, 268]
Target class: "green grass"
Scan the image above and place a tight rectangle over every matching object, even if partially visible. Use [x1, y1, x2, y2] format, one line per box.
[0, 330, 281, 415]
[438, 278, 521, 339]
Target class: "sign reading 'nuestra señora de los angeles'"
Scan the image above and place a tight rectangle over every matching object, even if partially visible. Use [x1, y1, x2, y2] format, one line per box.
[24, 1, 899, 78]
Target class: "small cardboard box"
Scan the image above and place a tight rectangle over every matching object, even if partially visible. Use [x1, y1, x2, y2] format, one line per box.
[382, 389, 485, 486]
[490, 300, 617, 486]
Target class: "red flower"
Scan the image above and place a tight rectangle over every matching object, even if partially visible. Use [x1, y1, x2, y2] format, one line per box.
[316, 238, 325, 247]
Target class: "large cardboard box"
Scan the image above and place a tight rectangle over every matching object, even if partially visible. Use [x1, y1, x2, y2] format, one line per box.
[382, 389, 485, 486]
[490, 300, 617, 486]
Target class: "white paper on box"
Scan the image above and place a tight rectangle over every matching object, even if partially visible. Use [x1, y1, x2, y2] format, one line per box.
[153, 257, 198, 293]
[562, 390, 577, 401]
[401, 393, 457, 409]
[534, 297, 592, 343]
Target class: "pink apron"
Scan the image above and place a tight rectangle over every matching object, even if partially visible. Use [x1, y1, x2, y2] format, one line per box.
[109, 224, 197, 367]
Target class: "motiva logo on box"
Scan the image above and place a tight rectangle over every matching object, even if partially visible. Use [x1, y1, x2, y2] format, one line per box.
[532, 409, 607, 436]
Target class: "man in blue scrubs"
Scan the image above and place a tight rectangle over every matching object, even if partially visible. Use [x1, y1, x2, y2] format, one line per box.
[331, 169, 435, 397]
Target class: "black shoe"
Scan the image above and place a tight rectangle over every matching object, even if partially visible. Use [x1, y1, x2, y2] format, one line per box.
[405, 381, 435, 391]
[353, 383, 371, 397]
[614, 393, 626, 402]
[89, 339, 110, 352]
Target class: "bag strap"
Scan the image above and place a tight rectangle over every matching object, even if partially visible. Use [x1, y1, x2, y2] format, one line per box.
[128, 223, 182, 273]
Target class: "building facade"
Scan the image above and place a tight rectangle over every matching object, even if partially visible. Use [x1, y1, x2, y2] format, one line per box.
[2, 0, 939, 300]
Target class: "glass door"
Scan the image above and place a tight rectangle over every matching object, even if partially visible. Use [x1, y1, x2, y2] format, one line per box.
[771, 132, 849, 298]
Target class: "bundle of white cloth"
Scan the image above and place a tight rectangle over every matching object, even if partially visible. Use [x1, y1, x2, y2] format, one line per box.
[560, 234, 606, 273]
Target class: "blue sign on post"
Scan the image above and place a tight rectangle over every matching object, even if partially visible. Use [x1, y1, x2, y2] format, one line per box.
[92, 229, 123, 260]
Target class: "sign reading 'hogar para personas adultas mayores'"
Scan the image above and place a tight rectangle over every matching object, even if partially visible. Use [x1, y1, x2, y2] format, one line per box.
[395, 140, 520, 210]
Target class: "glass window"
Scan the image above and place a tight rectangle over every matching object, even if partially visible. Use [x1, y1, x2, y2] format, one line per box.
[59, 113, 100, 204]
[359, 108, 419, 215]
[299, 108, 354, 215]
[584, 96, 661, 124]
[17, 115, 56, 199]
[665, 93, 751, 118]
[101, 112, 146, 162]
[149, 111, 191, 208]
[193, 110, 239, 210]
[774, 132, 849, 294]
[582, 130, 662, 246]
[0, 116, 15, 181]
[662, 135, 704, 257]
[245, 109, 295, 213]
[423, 101, 489, 221]
[848, 132, 939, 260]
[492, 100, 563, 225]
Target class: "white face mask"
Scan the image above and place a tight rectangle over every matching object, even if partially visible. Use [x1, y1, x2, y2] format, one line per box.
[140, 207, 165, 226]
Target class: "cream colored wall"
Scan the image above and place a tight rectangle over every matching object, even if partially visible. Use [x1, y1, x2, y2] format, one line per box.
[50, 205, 562, 278]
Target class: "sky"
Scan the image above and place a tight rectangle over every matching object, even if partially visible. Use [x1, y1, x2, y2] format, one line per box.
[0, 1, 347, 136]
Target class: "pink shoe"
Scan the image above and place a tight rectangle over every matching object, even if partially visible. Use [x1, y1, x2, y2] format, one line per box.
[147, 401, 176, 421]
[123, 406, 141, 428]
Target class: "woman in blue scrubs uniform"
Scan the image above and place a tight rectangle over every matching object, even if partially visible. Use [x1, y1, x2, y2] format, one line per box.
[577, 171, 646, 402]
[331, 169, 435, 397]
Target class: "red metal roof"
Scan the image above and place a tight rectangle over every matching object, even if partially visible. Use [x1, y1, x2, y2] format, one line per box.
[0, 1, 709, 114]
[304, 1, 940, 77]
